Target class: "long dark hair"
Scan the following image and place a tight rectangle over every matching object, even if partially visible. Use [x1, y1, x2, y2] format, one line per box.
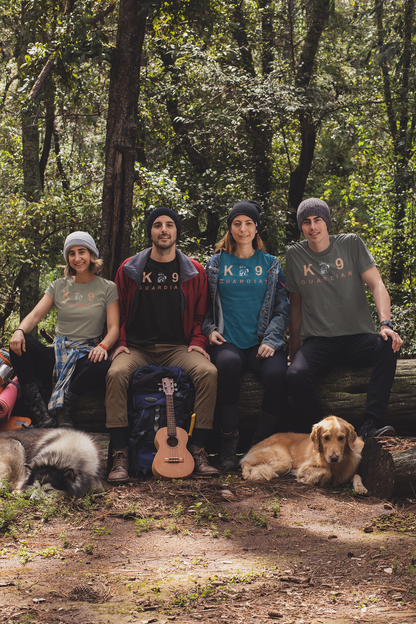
[215, 230, 266, 254]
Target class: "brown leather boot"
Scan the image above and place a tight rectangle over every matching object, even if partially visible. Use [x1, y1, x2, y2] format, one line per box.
[108, 448, 129, 482]
[189, 445, 219, 476]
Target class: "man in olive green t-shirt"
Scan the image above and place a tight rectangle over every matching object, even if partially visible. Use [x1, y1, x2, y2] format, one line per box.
[285, 198, 403, 440]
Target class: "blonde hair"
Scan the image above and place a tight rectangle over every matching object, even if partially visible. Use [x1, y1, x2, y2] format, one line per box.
[64, 252, 103, 277]
[215, 230, 266, 254]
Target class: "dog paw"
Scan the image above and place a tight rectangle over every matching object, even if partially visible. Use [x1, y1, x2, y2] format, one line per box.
[352, 474, 368, 495]
[296, 465, 331, 487]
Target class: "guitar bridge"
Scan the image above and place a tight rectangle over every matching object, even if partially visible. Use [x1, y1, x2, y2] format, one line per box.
[164, 457, 184, 463]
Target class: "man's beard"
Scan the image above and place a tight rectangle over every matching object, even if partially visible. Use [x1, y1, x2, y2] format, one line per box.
[152, 234, 176, 251]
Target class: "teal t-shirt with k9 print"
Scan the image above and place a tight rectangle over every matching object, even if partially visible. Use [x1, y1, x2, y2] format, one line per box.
[218, 250, 274, 349]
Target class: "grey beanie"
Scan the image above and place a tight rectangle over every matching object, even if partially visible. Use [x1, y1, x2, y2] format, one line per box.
[63, 231, 99, 262]
[297, 198, 331, 233]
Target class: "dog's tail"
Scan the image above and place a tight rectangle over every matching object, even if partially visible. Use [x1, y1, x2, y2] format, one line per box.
[240, 462, 277, 482]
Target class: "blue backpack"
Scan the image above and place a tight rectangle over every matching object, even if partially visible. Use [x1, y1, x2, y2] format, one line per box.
[127, 365, 195, 476]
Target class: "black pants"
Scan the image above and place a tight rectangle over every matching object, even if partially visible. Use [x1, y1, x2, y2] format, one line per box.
[9, 334, 111, 396]
[286, 333, 398, 430]
[210, 342, 288, 416]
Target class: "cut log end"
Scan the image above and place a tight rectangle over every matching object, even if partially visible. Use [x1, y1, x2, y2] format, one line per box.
[359, 437, 416, 499]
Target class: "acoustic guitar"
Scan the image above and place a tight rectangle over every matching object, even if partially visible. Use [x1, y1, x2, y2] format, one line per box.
[152, 377, 195, 479]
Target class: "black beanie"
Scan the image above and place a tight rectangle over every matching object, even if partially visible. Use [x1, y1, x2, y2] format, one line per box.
[147, 207, 181, 239]
[297, 198, 331, 233]
[226, 200, 262, 229]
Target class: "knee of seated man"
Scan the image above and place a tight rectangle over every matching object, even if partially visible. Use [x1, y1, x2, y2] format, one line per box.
[286, 361, 307, 386]
[105, 359, 130, 384]
[195, 361, 218, 386]
[375, 334, 397, 360]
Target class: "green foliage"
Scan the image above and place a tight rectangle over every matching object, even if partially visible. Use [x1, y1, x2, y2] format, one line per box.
[0, 0, 415, 337]
[135, 517, 154, 535]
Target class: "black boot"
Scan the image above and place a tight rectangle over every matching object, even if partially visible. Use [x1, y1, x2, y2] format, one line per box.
[22, 382, 56, 428]
[250, 409, 278, 448]
[218, 429, 239, 470]
[55, 388, 77, 428]
[358, 418, 396, 441]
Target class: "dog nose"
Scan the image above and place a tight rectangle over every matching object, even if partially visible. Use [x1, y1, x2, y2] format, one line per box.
[330, 454, 339, 463]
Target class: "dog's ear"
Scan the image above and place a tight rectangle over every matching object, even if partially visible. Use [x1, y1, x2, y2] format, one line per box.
[346, 423, 357, 450]
[311, 424, 322, 453]
[63, 468, 75, 482]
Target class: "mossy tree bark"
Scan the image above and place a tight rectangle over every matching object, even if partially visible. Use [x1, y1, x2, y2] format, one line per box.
[100, 0, 147, 280]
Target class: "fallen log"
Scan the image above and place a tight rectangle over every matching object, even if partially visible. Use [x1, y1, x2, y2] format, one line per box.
[234, 360, 416, 449]
[11, 360, 416, 450]
[359, 437, 416, 499]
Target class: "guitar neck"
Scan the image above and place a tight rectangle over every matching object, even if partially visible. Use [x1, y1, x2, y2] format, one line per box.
[165, 394, 177, 436]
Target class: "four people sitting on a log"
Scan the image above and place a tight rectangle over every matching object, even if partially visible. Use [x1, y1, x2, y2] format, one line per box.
[7, 198, 403, 479]
[9, 232, 119, 429]
[203, 201, 289, 470]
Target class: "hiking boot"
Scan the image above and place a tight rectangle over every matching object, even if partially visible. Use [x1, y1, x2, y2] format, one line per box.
[218, 429, 239, 470]
[22, 382, 56, 428]
[55, 407, 74, 428]
[189, 445, 219, 476]
[246, 429, 270, 453]
[108, 447, 129, 482]
[55, 388, 77, 428]
[358, 418, 397, 441]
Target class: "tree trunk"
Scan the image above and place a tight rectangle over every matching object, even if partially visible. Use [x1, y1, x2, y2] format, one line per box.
[286, 115, 317, 242]
[286, 0, 331, 244]
[20, 113, 43, 325]
[359, 437, 416, 499]
[18, 4, 44, 329]
[375, 0, 416, 285]
[100, 0, 147, 280]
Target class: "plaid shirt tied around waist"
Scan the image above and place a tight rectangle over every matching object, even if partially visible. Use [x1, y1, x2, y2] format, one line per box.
[48, 336, 99, 411]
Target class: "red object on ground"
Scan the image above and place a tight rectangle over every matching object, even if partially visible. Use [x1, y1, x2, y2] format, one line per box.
[0, 377, 22, 420]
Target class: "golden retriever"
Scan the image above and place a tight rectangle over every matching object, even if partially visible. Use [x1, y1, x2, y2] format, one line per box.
[240, 415, 367, 494]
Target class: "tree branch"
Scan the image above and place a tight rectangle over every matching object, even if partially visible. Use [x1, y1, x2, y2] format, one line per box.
[28, 59, 54, 101]
[84, 1, 116, 25]
[28, 2, 116, 101]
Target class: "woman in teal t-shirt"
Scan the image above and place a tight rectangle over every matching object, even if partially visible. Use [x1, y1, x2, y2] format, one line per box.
[203, 201, 290, 470]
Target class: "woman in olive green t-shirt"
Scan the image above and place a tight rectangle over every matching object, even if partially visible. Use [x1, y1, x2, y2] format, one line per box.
[9, 231, 119, 428]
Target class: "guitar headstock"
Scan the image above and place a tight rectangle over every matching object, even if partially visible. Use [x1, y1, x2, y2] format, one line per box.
[162, 377, 175, 396]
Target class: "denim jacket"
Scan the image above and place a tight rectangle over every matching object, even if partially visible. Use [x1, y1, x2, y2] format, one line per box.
[202, 249, 290, 351]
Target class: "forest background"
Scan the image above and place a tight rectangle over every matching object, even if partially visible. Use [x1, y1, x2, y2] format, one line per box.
[1, 0, 415, 355]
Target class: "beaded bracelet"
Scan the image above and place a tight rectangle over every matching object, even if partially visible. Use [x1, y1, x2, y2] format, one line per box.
[98, 343, 107, 351]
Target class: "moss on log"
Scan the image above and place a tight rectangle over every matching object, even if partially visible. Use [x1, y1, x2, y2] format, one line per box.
[234, 360, 416, 448]
[11, 361, 416, 449]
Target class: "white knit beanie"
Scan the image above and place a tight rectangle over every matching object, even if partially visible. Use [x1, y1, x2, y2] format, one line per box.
[63, 231, 99, 262]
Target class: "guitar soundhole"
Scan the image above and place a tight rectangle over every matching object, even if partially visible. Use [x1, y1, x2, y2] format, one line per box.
[167, 436, 179, 448]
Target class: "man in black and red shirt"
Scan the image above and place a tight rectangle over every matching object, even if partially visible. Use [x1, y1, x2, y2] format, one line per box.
[106, 208, 218, 481]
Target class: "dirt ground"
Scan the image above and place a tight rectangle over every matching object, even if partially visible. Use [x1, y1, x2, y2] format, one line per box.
[1, 458, 416, 624]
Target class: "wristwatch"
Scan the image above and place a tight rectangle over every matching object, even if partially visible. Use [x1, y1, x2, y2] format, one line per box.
[380, 320, 394, 330]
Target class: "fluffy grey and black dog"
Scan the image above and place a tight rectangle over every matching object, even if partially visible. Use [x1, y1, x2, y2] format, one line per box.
[0, 428, 103, 497]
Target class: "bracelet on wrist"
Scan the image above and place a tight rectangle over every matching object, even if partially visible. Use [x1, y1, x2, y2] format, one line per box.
[98, 343, 107, 351]
[16, 328, 25, 334]
[380, 320, 394, 331]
